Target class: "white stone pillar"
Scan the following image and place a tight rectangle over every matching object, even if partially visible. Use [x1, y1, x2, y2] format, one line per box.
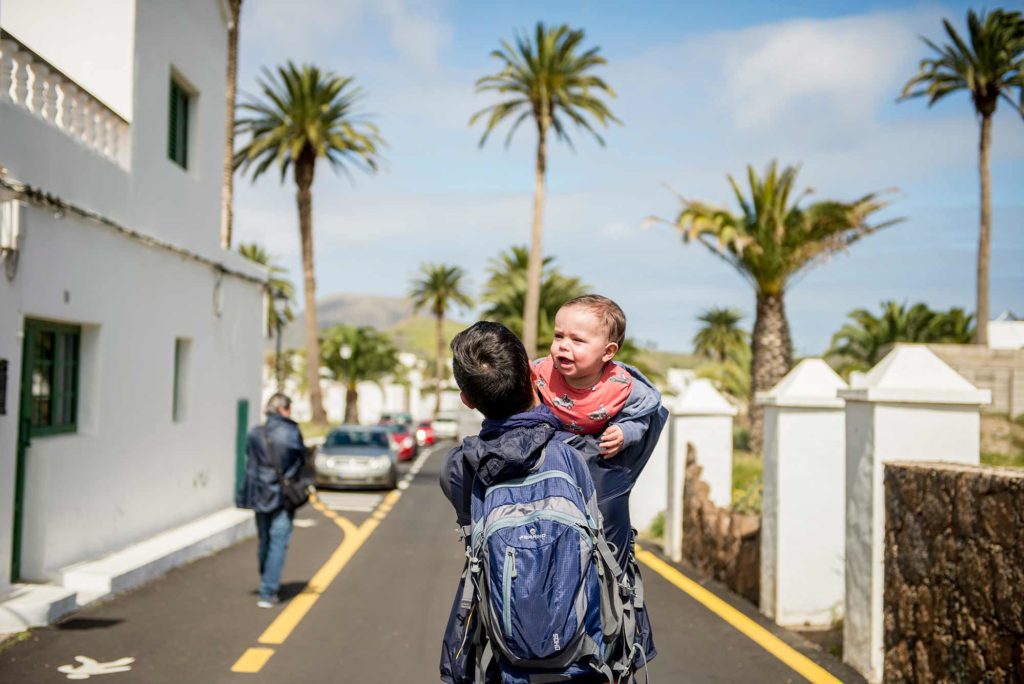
[673, 379, 737, 508]
[629, 414, 670, 536]
[757, 359, 847, 628]
[839, 345, 990, 683]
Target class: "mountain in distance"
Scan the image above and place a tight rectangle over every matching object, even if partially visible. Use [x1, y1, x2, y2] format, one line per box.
[277, 293, 415, 350]
[275, 293, 469, 359]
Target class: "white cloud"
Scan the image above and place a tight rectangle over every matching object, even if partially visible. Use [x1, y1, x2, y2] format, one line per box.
[719, 13, 923, 129]
[242, 0, 451, 72]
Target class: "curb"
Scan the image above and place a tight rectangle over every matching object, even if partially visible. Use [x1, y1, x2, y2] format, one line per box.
[0, 507, 255, 635]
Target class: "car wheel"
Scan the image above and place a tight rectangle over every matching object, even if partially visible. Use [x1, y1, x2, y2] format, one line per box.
[386, 469, 398, 490]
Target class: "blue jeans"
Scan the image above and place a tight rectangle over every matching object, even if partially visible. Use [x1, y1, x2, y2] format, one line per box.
[256, 508, 294, 600]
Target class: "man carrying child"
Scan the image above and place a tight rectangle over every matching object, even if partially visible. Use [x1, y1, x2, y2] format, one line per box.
[439, 295, 667, 683]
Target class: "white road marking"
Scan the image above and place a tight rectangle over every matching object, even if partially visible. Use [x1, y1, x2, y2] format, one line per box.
[58, 656, 135, 680]
[315, 492, 384, 513]
[397, 480, 410, 490]
[293, 518, 317, 528]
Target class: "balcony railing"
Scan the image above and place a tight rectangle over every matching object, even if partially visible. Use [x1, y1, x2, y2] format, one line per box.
[0, 33, 129, 168]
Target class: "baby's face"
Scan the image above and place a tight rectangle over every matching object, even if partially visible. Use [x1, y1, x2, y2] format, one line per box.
[550, 306, 618, 384]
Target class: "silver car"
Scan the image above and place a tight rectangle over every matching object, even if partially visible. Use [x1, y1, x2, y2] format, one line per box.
[314, 426, 397, 490]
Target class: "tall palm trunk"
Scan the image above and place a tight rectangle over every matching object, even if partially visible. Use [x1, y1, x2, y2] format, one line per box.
[975, 112, 992, 346]
[522, 121, 548, 354]
[295, 149, 327, 424]
[749, 291, 793, 452]
[220, 0, 241, 250]
[434, 308, 445, 417]
[345, 383, 359, 424]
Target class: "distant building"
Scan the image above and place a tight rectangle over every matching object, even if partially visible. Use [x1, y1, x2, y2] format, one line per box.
[0, 0, 264, 595]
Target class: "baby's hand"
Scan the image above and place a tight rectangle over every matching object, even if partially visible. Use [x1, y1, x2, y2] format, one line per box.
[598, 426, 624, 459]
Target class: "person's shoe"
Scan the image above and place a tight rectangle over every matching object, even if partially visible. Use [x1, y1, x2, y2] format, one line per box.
[256, 596, 280, 608]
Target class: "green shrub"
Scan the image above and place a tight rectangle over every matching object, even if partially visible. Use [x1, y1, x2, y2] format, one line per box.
[733, 425, 750, 451]
[647, 511, 665, 540]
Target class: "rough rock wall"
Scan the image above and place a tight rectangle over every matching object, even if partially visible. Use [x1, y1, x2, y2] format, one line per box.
[884, 462, 1024, 683]
[682, 445, 760, 604]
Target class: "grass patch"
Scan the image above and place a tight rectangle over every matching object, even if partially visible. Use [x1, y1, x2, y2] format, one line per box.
[298, 421, 330, 440]
[731, 449, 762, 514]
[981, 451, 1024, 469]
[0, 630, 31, 654]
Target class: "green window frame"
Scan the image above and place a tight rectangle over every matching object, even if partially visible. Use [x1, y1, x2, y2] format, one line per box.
[168, 77, 190, 168]
[24, 319, 80, 436]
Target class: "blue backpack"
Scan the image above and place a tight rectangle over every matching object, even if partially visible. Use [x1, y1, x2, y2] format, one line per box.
[458, 443, 647, 682]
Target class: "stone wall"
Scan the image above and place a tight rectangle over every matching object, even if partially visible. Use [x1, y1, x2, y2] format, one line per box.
[926, 344, 1024, 418]
[884, 462, 1024, 682]
[682, 445, 760, 604]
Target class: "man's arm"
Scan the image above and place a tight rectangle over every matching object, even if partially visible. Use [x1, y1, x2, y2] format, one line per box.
[439, 446, 471, 527]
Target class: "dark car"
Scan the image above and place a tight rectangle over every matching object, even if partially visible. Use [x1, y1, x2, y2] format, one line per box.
[380, 422, 417, 461]
[314, 426, 397, 490]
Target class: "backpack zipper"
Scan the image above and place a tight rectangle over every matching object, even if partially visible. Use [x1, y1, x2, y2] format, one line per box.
[502, 547, 516, 638]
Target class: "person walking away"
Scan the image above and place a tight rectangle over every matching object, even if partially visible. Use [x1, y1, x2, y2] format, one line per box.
[236, 393, 307, 608]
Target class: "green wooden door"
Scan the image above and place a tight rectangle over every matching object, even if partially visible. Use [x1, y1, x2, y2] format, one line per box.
[234, 399, 249, 502]
[12, 322, 35, 581]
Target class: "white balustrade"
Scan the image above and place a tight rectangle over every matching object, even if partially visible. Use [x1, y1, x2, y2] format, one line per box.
[12, 52, 29, 104]
[42, 73, 60, 123]
[0, 40, 15, 100]
[28, 62, 49, 115]
[58, 82, 77, 133]
[95, 109, 110, 156]
[0, 36, 129, 166]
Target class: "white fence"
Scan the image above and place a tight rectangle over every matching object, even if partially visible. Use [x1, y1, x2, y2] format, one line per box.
[634, 344, 991, 684]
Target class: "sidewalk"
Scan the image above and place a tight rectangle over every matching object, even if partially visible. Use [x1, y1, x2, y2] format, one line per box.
[0, 507, 254, 637]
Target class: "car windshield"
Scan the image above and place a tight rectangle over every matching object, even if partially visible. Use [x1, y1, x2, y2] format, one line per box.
[325, 430, 389, 448]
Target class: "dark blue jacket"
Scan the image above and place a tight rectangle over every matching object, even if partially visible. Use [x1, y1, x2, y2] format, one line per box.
[439, 397, 661, 683]
[236, 413, 306, 513]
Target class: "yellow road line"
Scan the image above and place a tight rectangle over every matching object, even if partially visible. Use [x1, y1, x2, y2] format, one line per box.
[230, 647, 275, 673]
[636, 549, 842, 684]
[257, 501, 365, 645]
[233, 444, 440, 672]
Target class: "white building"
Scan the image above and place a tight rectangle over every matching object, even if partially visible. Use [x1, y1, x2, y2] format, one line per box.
[0, 0, 264, 599]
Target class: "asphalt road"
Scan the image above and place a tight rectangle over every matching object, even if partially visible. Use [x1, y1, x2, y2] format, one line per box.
[0, 442, 863, 683]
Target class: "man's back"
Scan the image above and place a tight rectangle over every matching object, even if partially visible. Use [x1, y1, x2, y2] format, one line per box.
[439, 404, 656, 683]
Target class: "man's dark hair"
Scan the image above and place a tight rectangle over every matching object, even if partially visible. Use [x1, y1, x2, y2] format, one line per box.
[265, 392, 292, 416]
[451, 322, 534, 419]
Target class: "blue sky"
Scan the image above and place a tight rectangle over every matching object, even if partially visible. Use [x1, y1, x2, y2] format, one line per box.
[232, 0, 1024, 355]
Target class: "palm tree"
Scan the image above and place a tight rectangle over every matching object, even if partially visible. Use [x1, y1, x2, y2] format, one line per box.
[696, 341, 752, 405]
[693, 307, 748, 363]
[238, 242, 296, 335]
[321, 326, 400, 424]
[235, 62, 384, 424]
[828, 301, 975, 377]
[900, 9, 1024, 345]
[660, 161, 898, 451]
[471, 23, 619, 355]
[481, 246, 587, 354]
[409, 263, 474, 417]
[220, 0, 242, 249]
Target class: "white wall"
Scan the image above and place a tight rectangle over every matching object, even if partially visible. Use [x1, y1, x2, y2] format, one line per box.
[0, 0, 264, 589]
[1, 206, 263, 582]
[1, 0, 136, 119]
[0, 0, 237, 261]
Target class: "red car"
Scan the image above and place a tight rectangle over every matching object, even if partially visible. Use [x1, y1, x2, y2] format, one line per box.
[415, 421, 435, 447]
[381, 422, 417, 461]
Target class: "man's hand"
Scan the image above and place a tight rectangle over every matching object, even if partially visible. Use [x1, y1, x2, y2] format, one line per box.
[599, 425, 624, 458]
